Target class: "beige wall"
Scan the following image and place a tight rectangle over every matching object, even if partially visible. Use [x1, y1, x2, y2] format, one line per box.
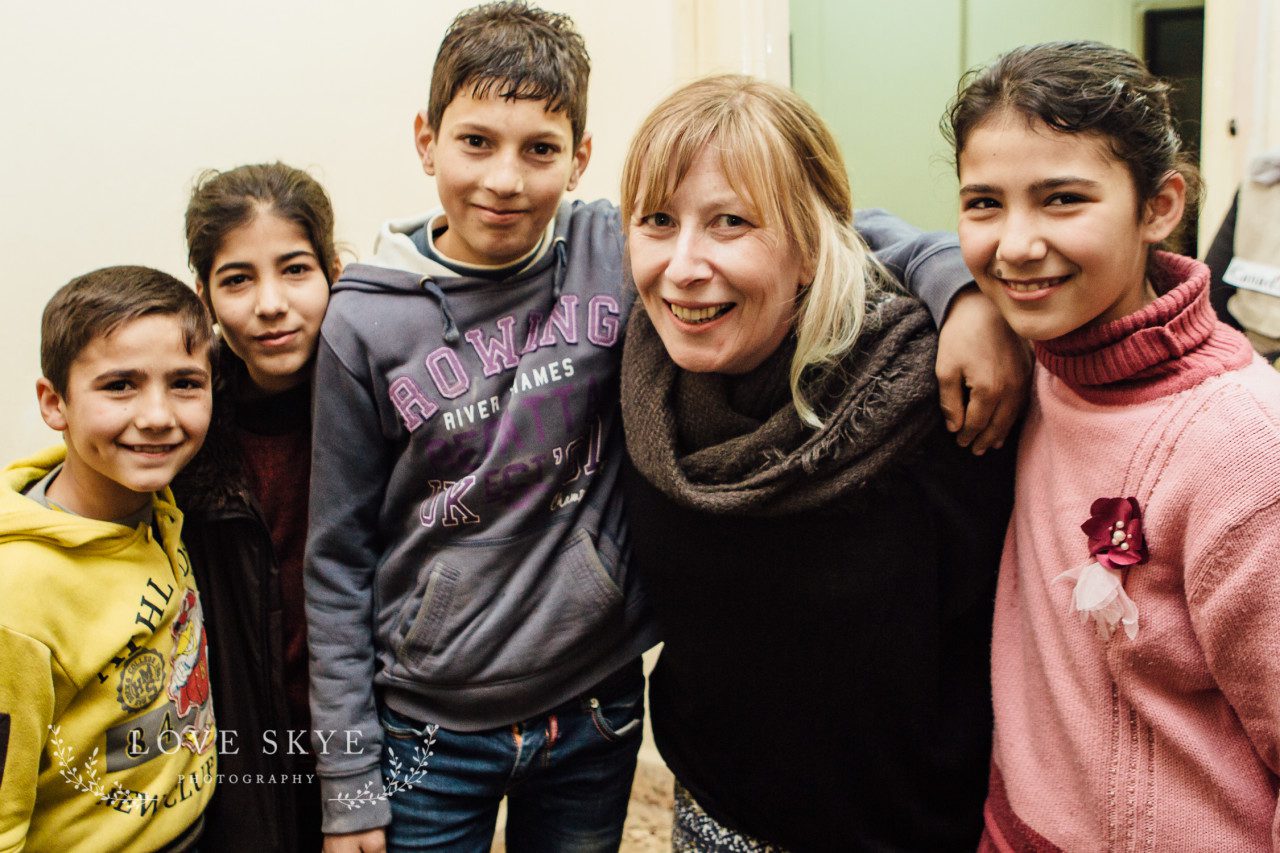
[1201, 0, 1280, 247]
[0, 1, 788, 460]
[5, 1, 1274, 460]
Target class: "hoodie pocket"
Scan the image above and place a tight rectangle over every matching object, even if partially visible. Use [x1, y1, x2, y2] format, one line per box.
[399, 563, 461, 661]
[564, 527, 622, 611]
[393, 528, 624, 685]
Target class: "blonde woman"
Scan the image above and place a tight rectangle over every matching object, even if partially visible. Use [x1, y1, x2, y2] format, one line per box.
[620, 75, 1015, 850]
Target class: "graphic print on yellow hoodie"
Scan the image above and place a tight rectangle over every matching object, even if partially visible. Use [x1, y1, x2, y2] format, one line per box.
[0, 446, 216, 852]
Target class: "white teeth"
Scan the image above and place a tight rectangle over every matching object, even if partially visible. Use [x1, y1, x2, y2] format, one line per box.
[669, 303, 730, 323]
[1005, 277, 1065, 292]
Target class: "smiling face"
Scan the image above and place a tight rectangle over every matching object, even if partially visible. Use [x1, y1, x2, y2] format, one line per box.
[37, 314, 212, 520]
[957, 111, 1183, 341]
[415, 90, 592, 266]
[202, 209, 331, 395]
[628, 145, 807, 375]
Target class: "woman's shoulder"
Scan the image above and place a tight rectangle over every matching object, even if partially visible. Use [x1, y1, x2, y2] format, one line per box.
[864, 286, 935, 329]
[848, 288, 937, 370]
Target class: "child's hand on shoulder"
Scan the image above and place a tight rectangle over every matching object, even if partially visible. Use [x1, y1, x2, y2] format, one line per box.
[936, 285, 1031, 455]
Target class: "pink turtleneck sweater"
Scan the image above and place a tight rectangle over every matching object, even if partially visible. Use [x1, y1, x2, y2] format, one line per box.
[984, 253, 1280, 852]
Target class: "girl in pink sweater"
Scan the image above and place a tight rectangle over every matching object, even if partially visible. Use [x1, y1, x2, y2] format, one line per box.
[947, 41, 1280, 851]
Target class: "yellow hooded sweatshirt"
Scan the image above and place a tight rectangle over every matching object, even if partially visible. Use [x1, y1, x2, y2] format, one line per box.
[0, 447, 216, 852]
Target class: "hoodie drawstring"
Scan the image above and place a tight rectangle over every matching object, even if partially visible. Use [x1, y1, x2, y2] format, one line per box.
[420, 277, 460, 344]
[552, 240, 567, 299]
[417, 237, 565, 344]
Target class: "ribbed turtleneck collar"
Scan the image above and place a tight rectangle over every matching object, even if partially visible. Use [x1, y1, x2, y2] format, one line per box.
[1034, 252, 1254, 404]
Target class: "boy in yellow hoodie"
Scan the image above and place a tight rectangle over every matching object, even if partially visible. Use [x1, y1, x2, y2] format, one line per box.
[0, 267, 217, 852]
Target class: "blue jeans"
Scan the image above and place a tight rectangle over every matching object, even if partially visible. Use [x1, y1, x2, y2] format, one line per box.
[378, 663, 644, 852]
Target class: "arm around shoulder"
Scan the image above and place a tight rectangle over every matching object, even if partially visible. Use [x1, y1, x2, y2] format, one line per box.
[852, 208, 1030, 454]
[853, 207, 971, 324]
[934, 286, 1031, 454]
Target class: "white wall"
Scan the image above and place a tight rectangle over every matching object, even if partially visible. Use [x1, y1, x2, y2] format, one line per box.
[1200, 0, 1280, 247]
[2, 0, 777, 459]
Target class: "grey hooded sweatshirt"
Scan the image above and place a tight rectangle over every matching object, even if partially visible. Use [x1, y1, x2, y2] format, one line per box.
[305, 198, 971, 832]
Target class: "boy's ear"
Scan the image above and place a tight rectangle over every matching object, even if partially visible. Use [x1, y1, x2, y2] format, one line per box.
[36, 378, 67, 432]
[414, 110, 437, 177]
[565, 131, 593, 192]
[1141, 170, 1187, 245]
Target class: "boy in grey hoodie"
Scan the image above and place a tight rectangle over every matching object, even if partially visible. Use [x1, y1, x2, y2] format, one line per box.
[305, 3, 1024, 851]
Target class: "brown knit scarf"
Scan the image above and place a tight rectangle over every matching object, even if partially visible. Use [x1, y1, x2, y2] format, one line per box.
[621, 293, 941, 516]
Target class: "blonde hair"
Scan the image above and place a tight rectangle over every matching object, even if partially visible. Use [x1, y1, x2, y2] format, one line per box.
[620, 74, 884, 427]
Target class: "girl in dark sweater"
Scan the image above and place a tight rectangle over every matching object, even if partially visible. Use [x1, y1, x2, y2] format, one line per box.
[173, 163, 339, 852]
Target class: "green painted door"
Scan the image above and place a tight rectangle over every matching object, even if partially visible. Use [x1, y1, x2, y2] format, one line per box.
[791, 0, 1141, 232]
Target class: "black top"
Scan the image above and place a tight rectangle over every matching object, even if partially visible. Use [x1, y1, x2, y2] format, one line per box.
[171, 346, 320, 853]
[1204, 191, 1243, 330]
[625, 424, 1015, 851]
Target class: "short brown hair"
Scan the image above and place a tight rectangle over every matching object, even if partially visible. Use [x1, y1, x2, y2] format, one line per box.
[41, 266, 212, 396]
[185, 162, 339, 291]
[427, 1, 590, 145]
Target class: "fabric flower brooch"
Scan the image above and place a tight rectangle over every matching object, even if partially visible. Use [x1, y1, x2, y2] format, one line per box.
[1056, 497, 1149, 640]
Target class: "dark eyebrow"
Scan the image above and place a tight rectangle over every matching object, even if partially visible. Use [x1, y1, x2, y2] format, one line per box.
[214, 250, 317, 278]
[94, 369, 141, 383]
[213, 260, 252, 277]
[454, 121, 567, 144]
[93, 367, 211, 383]
[959, 176, 1102, 196]
[1031, 176, 1101, 193]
